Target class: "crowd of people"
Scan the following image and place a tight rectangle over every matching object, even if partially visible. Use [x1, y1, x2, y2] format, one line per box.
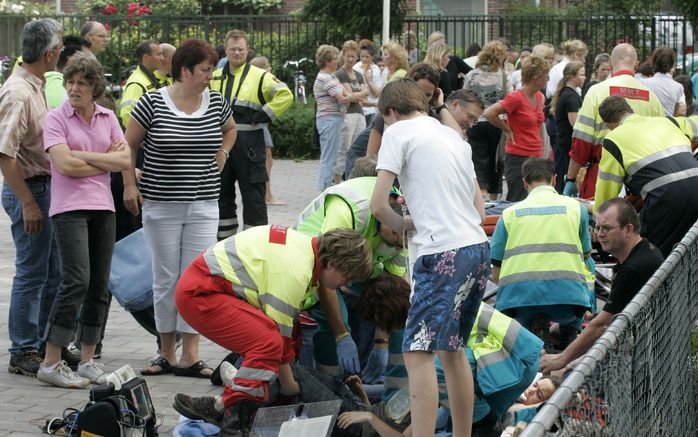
[1, 16, 698, 437]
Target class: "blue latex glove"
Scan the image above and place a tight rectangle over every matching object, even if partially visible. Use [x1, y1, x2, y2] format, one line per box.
[563, 180, 578, 197]
[361, 345, 389, 384]
[336, 335, 360, 374]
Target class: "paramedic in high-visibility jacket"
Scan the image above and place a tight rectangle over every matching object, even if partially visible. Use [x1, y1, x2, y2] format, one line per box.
[563, 43, 662, 199]
[295, 176, 407, 380]
[491, 158, 594, 347]
[594, 95, 698, 257]
[171, 225, 372, 423]
[670, 114, 698, 153]
[210, 30, 293, 240]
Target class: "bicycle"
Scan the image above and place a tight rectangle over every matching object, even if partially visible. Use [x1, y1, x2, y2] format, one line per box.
[283, 57, 308, 105]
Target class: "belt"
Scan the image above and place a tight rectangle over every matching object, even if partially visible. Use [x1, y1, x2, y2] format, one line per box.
[25, 175, 51, 184]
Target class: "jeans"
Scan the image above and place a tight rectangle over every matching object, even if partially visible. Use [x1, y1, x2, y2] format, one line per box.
[316, 115, 344, 191]
[142, 200, 218, 333]
[2, 181, 60, 353]
[344, 124, 371, 179]
[45, 210, 115, 347]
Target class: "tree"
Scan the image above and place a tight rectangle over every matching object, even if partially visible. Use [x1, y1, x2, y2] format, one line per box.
[673, 0, 698, 26]
[302, 0, 408, 41]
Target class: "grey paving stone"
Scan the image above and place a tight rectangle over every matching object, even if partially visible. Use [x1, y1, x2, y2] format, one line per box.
[0, 160, 320, 434]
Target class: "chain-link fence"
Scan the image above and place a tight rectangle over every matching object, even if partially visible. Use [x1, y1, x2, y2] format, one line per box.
[521, 221, 698, 437]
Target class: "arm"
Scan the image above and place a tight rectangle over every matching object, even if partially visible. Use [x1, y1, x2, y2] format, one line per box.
[539, 310, 613, 374]
[472, 179, 486, 223]
[489, 218, 507, 284]
[483, 102, 514, 144]
[337, 411, 410, 437]
[318, 286, 349, 339]
[258, 74, 293, 123]
[592, 139, 625, 214]
[364, 68, 381, 97]
[435, 88, 464, 138]
[567, 112, 578, 127]
[216, 117, 237, 172]
[122, 117, 146, 216]
[70, 140, 131, 173]
[0, 155, 43, 235]
[366, 128, 383, 155]
[370, 169, 413, 234]
[48, 144, 109, 177]
[675, 102, 687, 117]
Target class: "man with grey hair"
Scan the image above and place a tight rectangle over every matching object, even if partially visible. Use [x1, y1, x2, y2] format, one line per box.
[0, 19, 63, 377]
[80, 21, 109, 55]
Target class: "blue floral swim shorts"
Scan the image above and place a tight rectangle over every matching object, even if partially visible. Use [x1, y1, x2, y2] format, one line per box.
[403, 242, 491, 353]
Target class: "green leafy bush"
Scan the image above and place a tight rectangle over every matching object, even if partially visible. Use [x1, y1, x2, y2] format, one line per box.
[270, 98, 318, 159]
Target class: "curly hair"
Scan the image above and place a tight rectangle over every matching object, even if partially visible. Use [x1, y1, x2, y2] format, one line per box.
[476, 40, 507, 72]
[356, 273, 411, 333]
[317, 229, 373, 282]
[521, 55, 551, 84]
[316, 44, 339, 69]
[63, 51, 106, 100]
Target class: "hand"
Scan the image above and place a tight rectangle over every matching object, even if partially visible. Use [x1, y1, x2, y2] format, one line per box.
[123, 184, 143, 216]
[361, 345, 388, 384]
[505, 129, 516, 146]
[215, 151, 227, 173]
[539, 352, 567, 375]
[135, 168, 143, 182]
[22, 200, 43, 235]
[433, 87, 444, 106]
[337, 411, 374, 429]
[107, 139, 127, 153]
[364, 68, 373, 83]
[336, 335, 360, 375]
[563, 180, 578, 197]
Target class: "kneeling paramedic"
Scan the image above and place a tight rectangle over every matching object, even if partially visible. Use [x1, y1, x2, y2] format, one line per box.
[172, 226, 373, 423]
[295, 176, 407, 380]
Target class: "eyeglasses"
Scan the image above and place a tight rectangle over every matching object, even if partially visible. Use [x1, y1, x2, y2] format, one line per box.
[52, 46, 65, 53]
[593, 225, 622, 234]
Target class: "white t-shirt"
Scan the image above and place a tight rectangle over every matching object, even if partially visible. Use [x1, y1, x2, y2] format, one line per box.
[353, 62, 383, 116]
[640, 72, 686, 116]
[376, 116, 487, 259]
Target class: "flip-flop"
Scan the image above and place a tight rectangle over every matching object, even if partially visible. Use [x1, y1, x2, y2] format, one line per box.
[174, 360, 213, 378]
[141, 356, 174, 376]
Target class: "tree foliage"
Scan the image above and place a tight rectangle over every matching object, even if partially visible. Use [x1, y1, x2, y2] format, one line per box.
[302, 0, 408, 41]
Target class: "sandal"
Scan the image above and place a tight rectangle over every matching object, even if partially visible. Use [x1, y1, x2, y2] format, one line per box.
[141, 356, 174, 376]
[174, 360, 213, 379]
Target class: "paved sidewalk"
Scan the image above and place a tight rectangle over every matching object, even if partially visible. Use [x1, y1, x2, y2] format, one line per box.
[0, 159, 319, 435]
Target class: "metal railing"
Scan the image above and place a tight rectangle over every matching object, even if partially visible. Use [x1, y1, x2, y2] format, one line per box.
[521, 221, 698, 436]
[403, 15, 696, 74]
[1, 14, 695, 83]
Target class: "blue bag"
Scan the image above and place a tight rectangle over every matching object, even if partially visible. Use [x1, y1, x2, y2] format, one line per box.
[109, 229, 153, 312]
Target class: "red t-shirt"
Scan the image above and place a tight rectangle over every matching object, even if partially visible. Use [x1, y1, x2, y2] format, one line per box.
[500, 89, 545, 157]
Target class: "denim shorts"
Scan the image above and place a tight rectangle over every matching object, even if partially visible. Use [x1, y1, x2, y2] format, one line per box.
[403, 242, 491, 353]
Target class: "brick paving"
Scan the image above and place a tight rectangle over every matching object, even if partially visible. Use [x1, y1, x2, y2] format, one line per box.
[0, 159, 320, 436]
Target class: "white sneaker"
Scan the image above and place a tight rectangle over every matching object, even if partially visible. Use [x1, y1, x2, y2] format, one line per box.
[77, 360, 109, 384]
[38, 361, 90, 389]
[219, 361, 238, 387]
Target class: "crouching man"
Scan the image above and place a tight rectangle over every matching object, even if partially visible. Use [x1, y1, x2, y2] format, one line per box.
[172, 225, 373, 424]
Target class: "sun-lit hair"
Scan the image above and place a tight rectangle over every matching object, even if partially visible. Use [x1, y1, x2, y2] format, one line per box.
[424, 40, 449, 72]
[382, 40, 409, 72]
[476, 40, 508, 72]
[521, 55, 551, 84]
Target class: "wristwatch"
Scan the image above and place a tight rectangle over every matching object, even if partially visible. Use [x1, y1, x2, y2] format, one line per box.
[565, 177, 576, 183]
[435, 104, 448, 115]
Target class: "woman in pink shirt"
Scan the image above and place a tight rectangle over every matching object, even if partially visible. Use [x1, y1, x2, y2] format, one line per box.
[38, 52, 130, 388]
[484, 56, 551, 201]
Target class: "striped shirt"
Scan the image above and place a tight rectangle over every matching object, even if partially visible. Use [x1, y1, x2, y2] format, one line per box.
[130, 87, 233, 202]
[313, 71, 344, 118]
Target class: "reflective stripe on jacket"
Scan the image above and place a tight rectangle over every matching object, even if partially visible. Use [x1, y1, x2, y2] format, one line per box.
[496, 186, 592, 311]
[295, 177, 407, 279]
[595, 114, 698, 211]
[202, 225, 319, 337]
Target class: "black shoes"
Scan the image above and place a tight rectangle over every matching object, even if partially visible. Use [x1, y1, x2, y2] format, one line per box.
[173, 393, 224, 426]
[8, 351, 42, 377]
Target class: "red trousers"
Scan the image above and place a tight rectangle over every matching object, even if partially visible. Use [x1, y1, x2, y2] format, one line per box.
[175, 254, 295, 408]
